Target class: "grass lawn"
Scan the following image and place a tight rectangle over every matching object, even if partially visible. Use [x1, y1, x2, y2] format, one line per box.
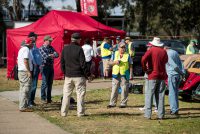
[0, 68, 64, 92]
[34, 89, 200, 134]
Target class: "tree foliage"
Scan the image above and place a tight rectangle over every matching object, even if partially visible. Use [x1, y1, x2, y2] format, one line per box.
[1, 0, 200, 37]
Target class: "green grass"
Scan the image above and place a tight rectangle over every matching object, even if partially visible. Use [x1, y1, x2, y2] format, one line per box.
[0, 68, 64, 92]
[35, 89, 200, 134]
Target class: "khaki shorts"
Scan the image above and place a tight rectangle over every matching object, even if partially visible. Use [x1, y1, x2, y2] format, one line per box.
[102, 59, 110, 71]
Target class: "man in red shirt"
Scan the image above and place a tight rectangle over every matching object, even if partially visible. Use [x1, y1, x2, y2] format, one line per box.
[141, 37, 168, 120]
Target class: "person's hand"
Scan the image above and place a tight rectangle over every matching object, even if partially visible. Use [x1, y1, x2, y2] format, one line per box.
[49, 54, 54, 58]
[88, 74, 95, 81]
[114, 60, 120, 65]
[27, 71, 32, 78]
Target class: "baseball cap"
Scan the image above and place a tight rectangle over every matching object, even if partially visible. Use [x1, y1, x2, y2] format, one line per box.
[44, 35, 53, 41]
[24, 38, 32, 45]
[125, 37, 131, 40]
[119, 42, 126, 48]
[28, 32, 37, 37]
[71, 33, 81, 40]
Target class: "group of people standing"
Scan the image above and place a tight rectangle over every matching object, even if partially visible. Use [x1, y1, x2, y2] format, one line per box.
[17, 32, 58, 112]
[17, 32, 192, 121]
[141, 37, 185, 119]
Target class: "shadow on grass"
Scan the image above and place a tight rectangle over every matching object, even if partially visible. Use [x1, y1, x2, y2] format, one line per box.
[179, 98, 200, 103]
[180, 107, 200, 111]
[85, 99, 108, 104]
[90, 112, 143, 117]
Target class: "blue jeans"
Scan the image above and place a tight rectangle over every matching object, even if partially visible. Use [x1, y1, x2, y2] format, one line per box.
[28, 65, 40, 105]
[41, 65, 54, 102]
[145, 80, 165, 119]
[168, 74, 180, 114]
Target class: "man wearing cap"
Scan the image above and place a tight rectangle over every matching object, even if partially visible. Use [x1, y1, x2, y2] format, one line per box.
[17, 38, 34, 112]
[186, 39, 199, 54]
[125, 37, 134, 80]
[107, 42, 133, 108]
[39, 35, 59, 104]
[112, 37, 121, 52]
[141, 37, 168, 120]
[164, 43, 184, 116]
[100, 37, 112, 79]
[60, 33, 93, 117]
[27, 32, 42, 107]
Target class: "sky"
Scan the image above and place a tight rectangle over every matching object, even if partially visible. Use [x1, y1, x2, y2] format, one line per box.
[12, 0, 123, 16]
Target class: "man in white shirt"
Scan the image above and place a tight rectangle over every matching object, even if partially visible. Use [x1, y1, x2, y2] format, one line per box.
[17, 38, 34, 112]
[82, 38, 94, 74]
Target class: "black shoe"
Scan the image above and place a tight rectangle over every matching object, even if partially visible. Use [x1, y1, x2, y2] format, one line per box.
[170, 111, 179, 115]
[47, 100, 52, 104]
[107, 105, 116, 108]
[119, 105, 126, 108]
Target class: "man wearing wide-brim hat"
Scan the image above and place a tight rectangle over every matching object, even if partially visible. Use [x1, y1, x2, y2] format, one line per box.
[141, 37, 168, 120]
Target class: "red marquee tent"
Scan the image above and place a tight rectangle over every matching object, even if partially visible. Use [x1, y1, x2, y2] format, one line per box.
[7, 10, 125, 79]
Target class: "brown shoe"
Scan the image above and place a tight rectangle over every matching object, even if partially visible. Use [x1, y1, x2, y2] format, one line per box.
[20, 108, 33, 112]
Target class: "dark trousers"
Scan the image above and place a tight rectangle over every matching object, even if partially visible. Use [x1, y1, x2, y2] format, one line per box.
[86, 61, 92, 72]
[28, 65, 40, 105]
[41, 65, 54, 102]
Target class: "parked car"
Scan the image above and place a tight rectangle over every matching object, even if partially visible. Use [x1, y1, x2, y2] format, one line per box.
[132, 39, 187, 76]
[178, 56, 200, 101]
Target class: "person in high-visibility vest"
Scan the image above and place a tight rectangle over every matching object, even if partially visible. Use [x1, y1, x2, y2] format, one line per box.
[125, 37, 134, 80]
[186, 39, 199, 54]
[100, 37, 112, 79]
[107, 42, 133, 108]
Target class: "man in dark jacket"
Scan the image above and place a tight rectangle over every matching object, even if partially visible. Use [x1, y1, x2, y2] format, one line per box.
[60, 33, 92, 117]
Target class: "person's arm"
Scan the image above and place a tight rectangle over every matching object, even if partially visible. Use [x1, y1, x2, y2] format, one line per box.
[60, 48, 65, 73]
[141, 50, 151, 72]
[24, 58, 31, 77]
[39, 47, 49, 62]
[23, 48, 32, 77]
[108, 52, 119, 66]
[128, 55, 133, 79]
[90, 47, 94, 57]
[80, 48, 91, 78]
[50, 46, 59, 58]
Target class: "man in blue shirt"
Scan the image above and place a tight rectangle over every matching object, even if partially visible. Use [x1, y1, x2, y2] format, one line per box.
[28, 32, 42, 107]
[164, 43, 184, 116]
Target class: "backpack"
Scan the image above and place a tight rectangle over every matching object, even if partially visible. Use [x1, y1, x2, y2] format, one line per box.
[10, 65, 18, 80]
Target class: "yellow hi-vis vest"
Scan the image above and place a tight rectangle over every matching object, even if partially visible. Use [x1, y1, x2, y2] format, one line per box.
[112, 51, 129, 76]
[186, 44, 195, 54]
[128, 42, 135, 57]
[101, 42, 112, 57]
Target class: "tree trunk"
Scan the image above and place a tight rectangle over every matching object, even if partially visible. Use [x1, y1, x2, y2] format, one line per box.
[76, 0, 81, 12]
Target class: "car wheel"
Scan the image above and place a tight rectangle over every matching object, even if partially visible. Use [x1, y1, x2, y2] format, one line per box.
[133, 65, 143, 76]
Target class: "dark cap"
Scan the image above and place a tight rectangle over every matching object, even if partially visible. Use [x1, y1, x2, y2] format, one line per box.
[71, 33, 81, 40]
[28, 32, 37, 37]
[44, 35, 53, 41]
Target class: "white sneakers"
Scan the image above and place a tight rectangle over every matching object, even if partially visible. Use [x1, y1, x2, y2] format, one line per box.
[139, 106, 158, 113]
